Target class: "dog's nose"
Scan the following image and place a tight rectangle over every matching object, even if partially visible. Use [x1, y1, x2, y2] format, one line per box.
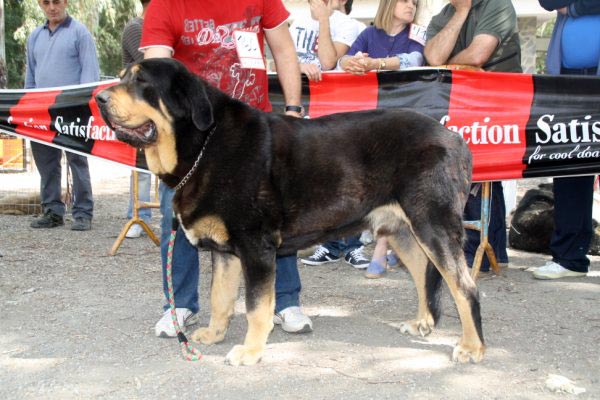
[95, 91, 110, 106]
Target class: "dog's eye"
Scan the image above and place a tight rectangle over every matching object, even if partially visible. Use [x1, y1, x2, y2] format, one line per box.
[135, 74, 147, 83]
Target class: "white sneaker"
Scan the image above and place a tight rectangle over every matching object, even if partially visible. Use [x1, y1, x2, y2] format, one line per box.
[533, 261, 587, 280]
[273, 306, 313, 333]
[154, 308, 198, 338]
[126, 223, 144, 238]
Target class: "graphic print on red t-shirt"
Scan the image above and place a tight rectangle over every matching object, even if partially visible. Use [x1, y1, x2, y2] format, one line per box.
[141, 0, 290, 112]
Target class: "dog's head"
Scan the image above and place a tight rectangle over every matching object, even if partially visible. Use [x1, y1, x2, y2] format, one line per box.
[96, 58, 214, 150]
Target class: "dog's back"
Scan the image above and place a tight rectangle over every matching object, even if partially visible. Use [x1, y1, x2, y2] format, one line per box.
[268, 109, 472, 252]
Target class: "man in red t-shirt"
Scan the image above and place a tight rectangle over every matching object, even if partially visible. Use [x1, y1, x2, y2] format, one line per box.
[141, 0, 301, 112]
[140, 0, 313, 351]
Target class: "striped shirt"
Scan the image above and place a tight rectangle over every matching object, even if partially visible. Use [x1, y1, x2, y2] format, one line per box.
[122, 17, 144, 68]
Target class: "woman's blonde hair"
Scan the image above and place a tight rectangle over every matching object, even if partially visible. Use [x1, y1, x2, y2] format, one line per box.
[374, 0, 415, 34]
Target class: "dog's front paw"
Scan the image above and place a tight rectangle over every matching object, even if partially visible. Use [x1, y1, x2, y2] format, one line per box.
[452, 341, 485, 363]
[225, 345, 263, 366]
[399, 319, 433, 337]
[190, 327, 225, 345]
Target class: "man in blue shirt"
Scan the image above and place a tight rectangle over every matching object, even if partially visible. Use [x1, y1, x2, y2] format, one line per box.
[533, 0, 600, 279]
[25, 0, 100, 231]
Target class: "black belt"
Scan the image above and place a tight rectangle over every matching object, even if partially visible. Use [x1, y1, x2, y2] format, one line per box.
[561, 66, 598, 75]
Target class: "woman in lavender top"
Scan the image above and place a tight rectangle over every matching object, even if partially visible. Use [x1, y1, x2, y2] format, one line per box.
[341, 0, 423, 278]
[339, 0, 423, 75]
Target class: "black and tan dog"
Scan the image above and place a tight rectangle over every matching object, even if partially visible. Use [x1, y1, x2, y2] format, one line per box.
[96, 58, 483, 366]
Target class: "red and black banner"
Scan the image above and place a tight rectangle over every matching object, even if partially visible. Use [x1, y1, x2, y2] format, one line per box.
[2, 69, 600, 181]
[0, 80, 142, 169]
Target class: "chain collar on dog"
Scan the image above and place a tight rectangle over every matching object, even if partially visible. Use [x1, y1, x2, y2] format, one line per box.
[174, 124, 216, 192]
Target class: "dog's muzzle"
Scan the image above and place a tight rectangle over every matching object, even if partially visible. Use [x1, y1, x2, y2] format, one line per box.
[95, 90, 158, 147]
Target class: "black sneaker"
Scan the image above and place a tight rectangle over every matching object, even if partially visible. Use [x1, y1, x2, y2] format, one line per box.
[344, 247, 370, 269]
[300, 245, 340, 265]
[71, 217, 92, 231]
[30, 210, 64, 229]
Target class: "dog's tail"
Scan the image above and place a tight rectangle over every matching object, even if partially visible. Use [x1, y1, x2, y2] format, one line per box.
[425, 261, 443, 324]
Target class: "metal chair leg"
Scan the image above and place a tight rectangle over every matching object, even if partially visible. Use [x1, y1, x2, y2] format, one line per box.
[463, 181, 500, 280]
[109, 170, 160, 256]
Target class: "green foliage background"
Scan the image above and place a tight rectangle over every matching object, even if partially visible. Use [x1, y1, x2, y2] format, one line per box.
[535, 18, 555, 74]
[5, 0, 139, 88]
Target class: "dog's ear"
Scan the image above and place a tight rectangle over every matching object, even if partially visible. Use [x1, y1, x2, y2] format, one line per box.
[188, 78, 214, 131]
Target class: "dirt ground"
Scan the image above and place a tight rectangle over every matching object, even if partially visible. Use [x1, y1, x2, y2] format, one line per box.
[1, 163, 599, 400]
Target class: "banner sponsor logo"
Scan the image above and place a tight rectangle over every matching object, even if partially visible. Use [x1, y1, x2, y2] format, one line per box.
[54, 115, 116, 142]
[7, 115, 48, 131]
[523, 74, 600, 178]
[535, 114, 600, 144]
[440, 115, 520, 145]
[528, 114, 600, 164]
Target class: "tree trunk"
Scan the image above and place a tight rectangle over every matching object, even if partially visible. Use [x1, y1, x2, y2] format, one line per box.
[0, 0, 5, 60]
[0, 0, 6, 88]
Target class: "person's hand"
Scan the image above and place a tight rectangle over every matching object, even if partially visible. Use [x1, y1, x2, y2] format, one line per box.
[450, 0, 472, 14]
[310, 0, 332, 22]
[341, 52, 370, 75]
[300, 63, 323, 81]
[557, 6, 567, 14]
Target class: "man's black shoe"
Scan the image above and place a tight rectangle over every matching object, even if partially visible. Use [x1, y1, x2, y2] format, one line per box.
[30, 210, 64, 229]
[71, 218, 92, 231]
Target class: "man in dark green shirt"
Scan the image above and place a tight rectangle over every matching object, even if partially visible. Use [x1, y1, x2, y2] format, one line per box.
[425, 0, 521, 73]
[424, 0, 522, 272]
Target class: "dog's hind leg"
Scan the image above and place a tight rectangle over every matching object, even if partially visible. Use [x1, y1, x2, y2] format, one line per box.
[412, 225, 485, 363]
[190, 251, 241, 345]
[439, 258, 485, 363]
[225, 241, 276, 366]
[387, 226, 442, 337]
[437, 258, 485, 363]
[370, 206, 443, 336]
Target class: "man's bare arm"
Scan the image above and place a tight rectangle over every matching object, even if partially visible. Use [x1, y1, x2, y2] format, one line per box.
[424, 0, 471, 66]
[143, 47, 172, 59]
[446, 33, 498, 67]
[310, 0, 342, 70]
[265, 23, 303, 116]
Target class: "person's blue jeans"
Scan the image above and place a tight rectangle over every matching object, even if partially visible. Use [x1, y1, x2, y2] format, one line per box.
[274, 254, 301, 313]
[550, 176, 594, 273]
[463, 182, 508, 272]
[128, 171, 152, 222]
[159, 183, 302, 314]
[322, 235, 362, 258]
[160, 183, 200, 313]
